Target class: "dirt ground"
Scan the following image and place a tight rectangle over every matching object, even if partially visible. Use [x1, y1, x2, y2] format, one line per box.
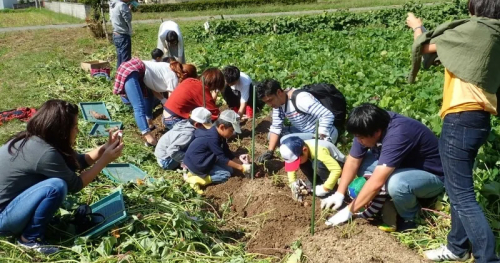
[199, 116, 425, 262]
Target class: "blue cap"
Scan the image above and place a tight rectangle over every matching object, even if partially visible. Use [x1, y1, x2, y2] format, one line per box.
[280, 137, 305, 172]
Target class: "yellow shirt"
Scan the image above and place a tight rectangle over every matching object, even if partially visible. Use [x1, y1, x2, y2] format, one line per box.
[440, 68, 497, 118]
[287, 141, 341, 190]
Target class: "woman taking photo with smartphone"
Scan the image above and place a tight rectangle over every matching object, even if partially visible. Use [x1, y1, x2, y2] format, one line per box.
[0, 100, 124, 254]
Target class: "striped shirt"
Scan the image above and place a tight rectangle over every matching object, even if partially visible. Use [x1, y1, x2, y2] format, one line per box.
[269, 89, 335, 137]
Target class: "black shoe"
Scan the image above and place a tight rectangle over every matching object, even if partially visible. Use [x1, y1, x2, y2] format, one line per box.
[17, 238, 59, 255]
[397, 220, 416, 232]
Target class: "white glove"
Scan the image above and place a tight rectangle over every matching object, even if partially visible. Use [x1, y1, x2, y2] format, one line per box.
[325, 206, 352, 227]
[239, 154, 250, 164]
[315, 184, 330, 197]
[242, 164, 252, 174]
[320, 192, 344, 210]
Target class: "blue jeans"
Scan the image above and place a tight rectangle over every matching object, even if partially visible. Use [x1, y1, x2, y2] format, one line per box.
[113, 33, 131, 68]
[159, 157, 180, 170]
[208, 164, 233, 184]
[124, 71, 153, 135]
[440, 111, 498, 262]
[358, 151, 444, 221]
[0, 178, 67, 241]
[163, 115, 183, 130]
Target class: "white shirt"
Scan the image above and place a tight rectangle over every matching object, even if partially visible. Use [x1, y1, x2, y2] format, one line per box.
[143, 61, 179, 93]
[157, 21, 184, 63]
[230, 72, 252, 103]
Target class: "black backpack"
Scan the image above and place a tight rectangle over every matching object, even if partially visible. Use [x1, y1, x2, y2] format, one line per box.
[71, 204, 105, 234]
[290, 83, 347, 131]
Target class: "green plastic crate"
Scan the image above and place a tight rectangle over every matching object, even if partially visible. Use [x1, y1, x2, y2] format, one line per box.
[84, 189, 127, 238]
[89, 121, 123, 137]
[102, 163, 148, 184]
[79, 102, 111, 122]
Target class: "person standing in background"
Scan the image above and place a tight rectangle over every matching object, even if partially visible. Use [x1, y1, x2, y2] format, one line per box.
[110, 0, 133, 68]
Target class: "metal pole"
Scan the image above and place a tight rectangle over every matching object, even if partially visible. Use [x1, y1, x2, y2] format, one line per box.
[311, 120, 319, 235]
[202, 76, 206, 108]
[251, 85, 256, 180]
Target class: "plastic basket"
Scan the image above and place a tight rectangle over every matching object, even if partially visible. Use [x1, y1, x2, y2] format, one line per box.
[84, 189, 127, 238]
[79, 102, 111, 122]
[102, 163, 149, 184]
[89, 121, 123, 137]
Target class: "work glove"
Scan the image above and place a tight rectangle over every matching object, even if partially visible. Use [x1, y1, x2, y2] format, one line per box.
[315, 184, 330, 197]
[320, 192, 344, 210]
[239, 154, 250, 164]
[325, 206, 352, 227]
[242, 164, 252, 175]
[256, 150, 273, 163]
[290, 179, 309, 202]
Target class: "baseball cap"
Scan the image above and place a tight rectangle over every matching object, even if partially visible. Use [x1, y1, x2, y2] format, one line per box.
[190, 107, 212, 129]
[218, 110, 241, 134]
[280, 137, 305, 172]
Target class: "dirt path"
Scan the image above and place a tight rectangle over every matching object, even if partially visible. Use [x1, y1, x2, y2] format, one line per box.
[0, 4, 418, 33]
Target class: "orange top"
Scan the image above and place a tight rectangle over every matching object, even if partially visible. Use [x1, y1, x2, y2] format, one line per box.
[440, 68, 497, 119]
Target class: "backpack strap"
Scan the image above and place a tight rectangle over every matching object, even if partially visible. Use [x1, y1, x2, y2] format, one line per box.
[290, 89, 306, 114]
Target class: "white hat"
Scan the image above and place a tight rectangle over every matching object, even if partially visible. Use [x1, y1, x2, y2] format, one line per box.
[190, 107, 212, 129]
[219, 110, 241, 134]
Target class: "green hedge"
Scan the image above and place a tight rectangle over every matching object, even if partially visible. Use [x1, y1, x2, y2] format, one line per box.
[137, 0, 316, 13]
[190, 0, 468, 40]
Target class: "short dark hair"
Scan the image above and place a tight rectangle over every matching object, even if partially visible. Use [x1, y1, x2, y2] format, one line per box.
[214, 118, 232, 129]
[256, 79, 282, 99]
[151, 48, 163, 59]
[166, 31, 178, 43]
[162, 56, 177, 63]
[222, 66, 240, 84]
[346, 103, 390, 137]
[468, 0, 500, 19]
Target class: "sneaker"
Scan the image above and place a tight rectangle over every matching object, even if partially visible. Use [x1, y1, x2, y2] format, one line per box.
[397, 219, 416, 232]
[424, 245, 470, 262]
[17, 239, 59, 255]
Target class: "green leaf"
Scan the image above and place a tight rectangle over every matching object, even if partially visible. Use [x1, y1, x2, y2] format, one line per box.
[480, 181, 500, 198]
[287, 248, 303, 263]
[96, 237, 117, 257]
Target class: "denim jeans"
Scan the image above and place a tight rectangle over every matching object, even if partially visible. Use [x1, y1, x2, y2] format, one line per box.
[124, 71, 153, 135]
[358, 151, 444, 221]
[163, 115, 183, 130]
[0, 178, 67, 241]
[159, 157, 180, 170]
[208, 164, 233, 184]
[113, 33, 131, 68]
[440, 111, 499, 262]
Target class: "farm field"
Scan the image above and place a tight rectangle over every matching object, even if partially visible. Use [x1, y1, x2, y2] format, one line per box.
[0, 8, 82, 28]
[0, 1, 499, 262]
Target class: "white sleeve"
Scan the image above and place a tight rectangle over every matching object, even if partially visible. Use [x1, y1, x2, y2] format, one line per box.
[157, 23, 167, 50]
[295, 92, 334, 135]
[238, 73, 252, 103]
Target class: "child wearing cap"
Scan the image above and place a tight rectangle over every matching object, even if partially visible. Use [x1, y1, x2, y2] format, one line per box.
[280, 136, 345, 199]
[182, 110, 252, 193]
[154, 107, 212, 170]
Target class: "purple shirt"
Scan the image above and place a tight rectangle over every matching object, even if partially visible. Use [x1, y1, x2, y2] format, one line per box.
[350, 112, 443, 178]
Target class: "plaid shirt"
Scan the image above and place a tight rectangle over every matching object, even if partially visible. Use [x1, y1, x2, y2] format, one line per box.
[113, 58, 146, 95]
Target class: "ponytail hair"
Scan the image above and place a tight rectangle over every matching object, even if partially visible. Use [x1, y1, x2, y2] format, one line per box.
[170, 61, 198, 82]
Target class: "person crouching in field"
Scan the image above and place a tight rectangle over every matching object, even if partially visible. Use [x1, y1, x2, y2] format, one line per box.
[279, 136, 345, 200]
[154, 107, 212, 171]
[222, 66, 258, 119]
[0, 100, 123, 254]
[182, 110, 251, 194]
[406, 0, 500, 261]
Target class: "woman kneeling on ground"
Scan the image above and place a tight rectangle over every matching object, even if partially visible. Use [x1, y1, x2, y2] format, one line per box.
[162, 68, 224, 129]
[0, 100, 123, 254]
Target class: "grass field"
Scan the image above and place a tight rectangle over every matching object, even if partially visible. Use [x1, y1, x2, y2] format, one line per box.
[1, 1, 499, 262]
[131, 0, 448, 20]
[0, 8, 83, 28]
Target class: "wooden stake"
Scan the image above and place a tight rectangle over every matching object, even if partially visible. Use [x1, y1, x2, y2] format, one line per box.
[311, 120, 319, 235]
[251, 84, 256, 180]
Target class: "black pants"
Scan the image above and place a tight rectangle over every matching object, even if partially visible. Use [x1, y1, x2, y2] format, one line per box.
[300, 160, 330, 186]
[222, 83, 255, 108]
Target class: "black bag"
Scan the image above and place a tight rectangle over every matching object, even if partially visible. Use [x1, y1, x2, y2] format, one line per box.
[72, 204, 105, 234]
[290, 83, 347, 131]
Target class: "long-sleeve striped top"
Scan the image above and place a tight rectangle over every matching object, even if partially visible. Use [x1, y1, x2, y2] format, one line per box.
[269, 89, 335, 137]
